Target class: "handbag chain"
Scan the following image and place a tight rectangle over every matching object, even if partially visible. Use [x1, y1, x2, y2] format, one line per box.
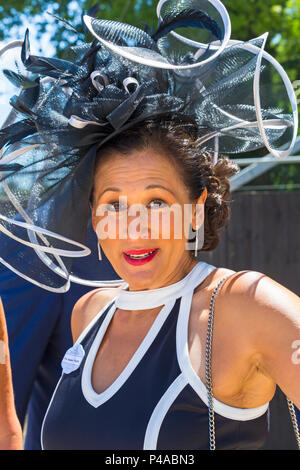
[205, 274, 300, 450]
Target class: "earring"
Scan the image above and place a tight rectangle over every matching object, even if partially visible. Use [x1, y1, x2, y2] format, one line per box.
[98, 242, 102, 261]
[194, 225, 199, 258]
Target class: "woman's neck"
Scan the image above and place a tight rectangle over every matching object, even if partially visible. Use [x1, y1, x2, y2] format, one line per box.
[114, 260, 215, 312]
[126, 258, 199, 292]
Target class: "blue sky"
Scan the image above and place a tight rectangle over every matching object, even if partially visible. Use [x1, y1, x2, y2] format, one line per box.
[0, 7, 60, 128]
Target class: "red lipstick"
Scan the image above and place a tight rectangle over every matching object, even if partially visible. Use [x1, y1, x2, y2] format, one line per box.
[123, 248, 159, 266]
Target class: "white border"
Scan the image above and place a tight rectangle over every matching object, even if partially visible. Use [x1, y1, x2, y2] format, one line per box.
[115, 261, 217, 310]
[143, 373, 188, 449]
[81, 299, 175, 408]
[176, 291, 269, 421]
[40, 295, 118, 449]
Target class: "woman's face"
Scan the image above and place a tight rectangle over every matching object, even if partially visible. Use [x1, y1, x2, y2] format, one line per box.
[91, 147, 207, 291]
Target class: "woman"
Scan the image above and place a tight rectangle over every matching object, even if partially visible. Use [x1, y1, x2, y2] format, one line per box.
[0, 298, 23, 450]
[40, 119, 300, 450]
[0, 0, 299, 450]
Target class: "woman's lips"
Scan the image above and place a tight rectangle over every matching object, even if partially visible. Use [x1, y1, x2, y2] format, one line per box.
[124, 248, 158, 255]
[123, 248, 159, 266]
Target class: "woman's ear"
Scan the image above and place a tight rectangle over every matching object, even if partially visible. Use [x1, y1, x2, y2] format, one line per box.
[192, 187, 207, 231]
[200, 187, 207, 205]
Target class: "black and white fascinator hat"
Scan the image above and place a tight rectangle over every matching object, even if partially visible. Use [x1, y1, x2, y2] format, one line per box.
[0, 0, 298, 292]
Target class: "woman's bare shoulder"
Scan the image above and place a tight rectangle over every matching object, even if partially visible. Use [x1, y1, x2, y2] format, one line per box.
[215, 267, 299, 301]
[194, 266, 295, 319]
[202, 266, 292, 296]
[71, 286, 124, 343]
[210, 267, 300, 333]
[194, 266, 237, 295]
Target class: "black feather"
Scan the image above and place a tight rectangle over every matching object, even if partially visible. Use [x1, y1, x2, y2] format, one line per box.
[82, 2, 100, 34]
[142, 22, 155, 37]
[87, 3, 100, 18]
[18, 78, 40, 110]
[0, 163, 24, 171]
[151, 8, 223, 42]
[9, 95, 37, 118]
[46, 11, 79, 34]
[22, 54, 81, 78]
[21, 29, 31, 65]
[3, 69, 39, 89]
[0, 119, 35, 148]
[78, 39, 102, 68]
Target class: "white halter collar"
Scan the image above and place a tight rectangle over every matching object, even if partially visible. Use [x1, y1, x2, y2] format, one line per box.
[114, 261, 217, 310]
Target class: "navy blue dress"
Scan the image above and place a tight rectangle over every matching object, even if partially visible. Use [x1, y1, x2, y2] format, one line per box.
[41, 272, 270, 450]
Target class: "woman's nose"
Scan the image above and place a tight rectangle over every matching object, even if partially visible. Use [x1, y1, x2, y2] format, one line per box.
[118, 207, 151, 240]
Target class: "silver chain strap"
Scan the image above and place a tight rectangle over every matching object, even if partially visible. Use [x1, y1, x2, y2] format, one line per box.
[205, 275, 300, 450]
[205, 275, 231, 450]
[286, 397, 300, 449]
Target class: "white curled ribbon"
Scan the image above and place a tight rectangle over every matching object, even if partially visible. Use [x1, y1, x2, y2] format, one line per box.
[213, 135, 219, 166]
[0, 168, 124, 292]
[0, 143, 41, 165]
[252, 32, 297, 159]
[90, 70, 110, 92]
[70, 71, 111, 129]
[83, 0, 231, 70]
[0, 214, 91, 257]
[123, 76, 139, 94]
[197, 33, 298, 159]
[69, 77, 141, 130]
[0, 41, 71, 292]
[157, 0, 231, 57]
[83, 1, 297, 159]
[0, 40, 129, 291]
[68, 115, 109, 129]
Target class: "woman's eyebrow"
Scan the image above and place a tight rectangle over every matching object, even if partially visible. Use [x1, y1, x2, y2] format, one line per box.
[144, 184, 176, 197]
[98, 184, 176, 199]
[98, 187, 121, 199]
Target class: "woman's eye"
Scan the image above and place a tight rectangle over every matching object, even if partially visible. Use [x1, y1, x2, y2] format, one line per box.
[105, 202, 127, 212]
[148, 199, 168, 209]
[105, 199, 168, 212]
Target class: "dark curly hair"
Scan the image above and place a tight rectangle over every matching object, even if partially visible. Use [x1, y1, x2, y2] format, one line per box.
[90, 116, 240, 253]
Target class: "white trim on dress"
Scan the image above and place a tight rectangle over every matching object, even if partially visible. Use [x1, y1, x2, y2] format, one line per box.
[176, 290, 269, 421]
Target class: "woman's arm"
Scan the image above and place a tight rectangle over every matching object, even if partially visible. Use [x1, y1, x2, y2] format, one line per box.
[0, 298, 23, 450]
[224, 271, 300, 409]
